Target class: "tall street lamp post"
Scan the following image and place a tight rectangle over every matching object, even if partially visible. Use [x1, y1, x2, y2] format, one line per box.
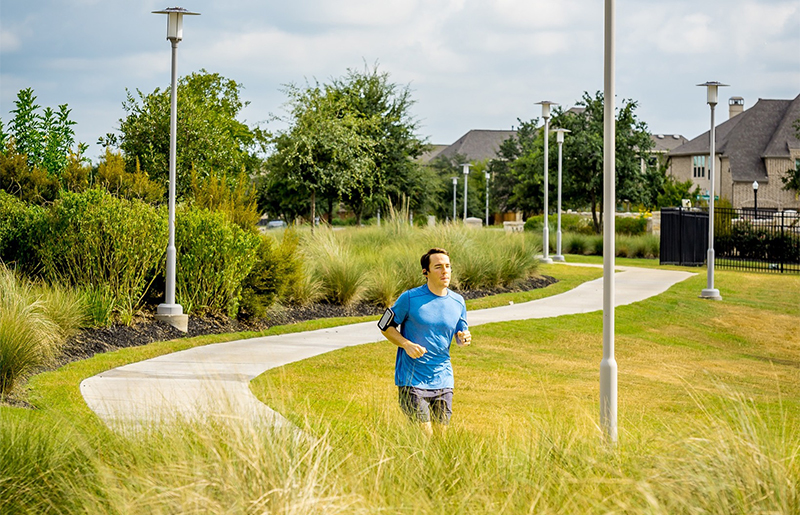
[451, 176, 458, 222]
[553, 128, 570, 262]
[462, 163, 471, 221]
[152, 7, 199, 333]
[753, 181, 759, 218]
[698, 81, 727, 301]
[536, 101, 558, 263]
[600, 0, 617, 444]
[485, 171, 490, 226]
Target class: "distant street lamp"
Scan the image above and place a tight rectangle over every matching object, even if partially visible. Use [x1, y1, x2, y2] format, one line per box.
[452, 176, 458, 221]
[536, 100, 558, 263]
[152, 6, 199, 332]
[753, 181, 759, 218]
[485, 171, 490, 226]
[462, 163, 471, 221]
[553, 128, 570, 262]
[698, 81, 727, 301]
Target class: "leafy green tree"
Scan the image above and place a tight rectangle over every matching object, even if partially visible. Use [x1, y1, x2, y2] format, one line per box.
[550, 92, 654, 233]
[656, 176, 700, 208]
[102, 70, 268, 198]
[264, 82, 376, 227]
[781, 119, 800, 198]
[328, 64, 429, 222]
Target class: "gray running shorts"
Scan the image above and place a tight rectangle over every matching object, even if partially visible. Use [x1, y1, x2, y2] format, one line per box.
[398, 386, 453, 424]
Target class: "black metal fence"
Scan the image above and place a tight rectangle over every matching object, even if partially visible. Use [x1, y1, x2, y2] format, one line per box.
[660, 207, 800, 273]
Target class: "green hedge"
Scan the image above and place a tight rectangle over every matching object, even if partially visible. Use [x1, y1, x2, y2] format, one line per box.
[525, 214, 594, 234]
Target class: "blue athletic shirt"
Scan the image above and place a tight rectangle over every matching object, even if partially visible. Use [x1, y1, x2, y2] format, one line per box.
[392, 284, 468, 389]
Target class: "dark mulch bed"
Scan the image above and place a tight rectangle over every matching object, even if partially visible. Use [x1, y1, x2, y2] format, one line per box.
[58, 274, 556, 368]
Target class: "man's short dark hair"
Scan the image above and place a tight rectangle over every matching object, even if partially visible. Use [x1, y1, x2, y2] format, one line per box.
[421, 248, 449, 272]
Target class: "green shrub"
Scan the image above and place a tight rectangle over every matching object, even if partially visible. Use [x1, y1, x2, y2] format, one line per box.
[0, 191, 30, 263]
[615, 216, 648, 235]
[0, 149, 60, 204]
[34, 189, 166, 318]
[524, 215, 545, 232]
[175, 206, 261, 317]
[239, 230, 303, 319]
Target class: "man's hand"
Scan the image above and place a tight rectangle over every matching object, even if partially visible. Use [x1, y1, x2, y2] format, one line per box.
[456, 330, 471, 346]
[403, 341, 427, 359]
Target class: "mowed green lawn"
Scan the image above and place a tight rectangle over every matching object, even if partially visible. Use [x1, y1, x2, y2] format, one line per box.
[252, 262, 800, 440]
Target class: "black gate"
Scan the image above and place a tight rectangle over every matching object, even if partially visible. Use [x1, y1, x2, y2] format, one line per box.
[660, 207, 800, 273]
[660, 208, 708, 266]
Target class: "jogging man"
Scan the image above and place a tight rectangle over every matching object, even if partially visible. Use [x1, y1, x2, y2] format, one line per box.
[378, 248, 471, 435]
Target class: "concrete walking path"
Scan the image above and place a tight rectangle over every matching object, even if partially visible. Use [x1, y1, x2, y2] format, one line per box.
[80, 264, 695, 427]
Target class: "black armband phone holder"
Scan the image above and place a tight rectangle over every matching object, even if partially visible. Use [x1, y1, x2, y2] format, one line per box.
[377, 308, 397, 331]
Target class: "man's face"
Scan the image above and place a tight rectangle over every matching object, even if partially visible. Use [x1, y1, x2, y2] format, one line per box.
[426, 253, 451, 289]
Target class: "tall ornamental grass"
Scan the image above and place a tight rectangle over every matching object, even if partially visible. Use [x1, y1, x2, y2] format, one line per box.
[32, 189, 166, 319]
[1, 387, 796, 513]
[0, 266, 84, 396]
[303, 224, 541, 307]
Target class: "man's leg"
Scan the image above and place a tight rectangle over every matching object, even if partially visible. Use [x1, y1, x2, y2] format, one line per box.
[429, 389, 453, 434]
[398, 387, 432, 432]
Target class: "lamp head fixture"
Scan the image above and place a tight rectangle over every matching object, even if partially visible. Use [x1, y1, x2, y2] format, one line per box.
[553, 128, 571, 144]
[697, 81, 729, 106]
[152, 7, 200, 42]
[536, 100, 558, 119]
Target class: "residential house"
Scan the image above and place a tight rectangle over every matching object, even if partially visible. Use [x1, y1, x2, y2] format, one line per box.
[645, 133, 688, 174]
[420, 129, 518, 164]
[668, 94, 800, 210]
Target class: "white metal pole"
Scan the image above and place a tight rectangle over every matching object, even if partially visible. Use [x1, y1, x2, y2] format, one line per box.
[159, 38, 181, 315]
[600, 0, 618, 444]
[701, 98, 722, 300]
[452, 177, 458, 221]
[554, 132, 565, 261]
[462, 164, 470, 221]
[485, 171, 490, 226]
[542, 115, 552, 262]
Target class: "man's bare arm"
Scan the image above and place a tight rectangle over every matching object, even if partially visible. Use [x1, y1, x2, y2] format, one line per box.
[381, 326, 427, 359]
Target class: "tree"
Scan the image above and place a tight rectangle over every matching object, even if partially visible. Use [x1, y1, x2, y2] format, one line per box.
[264, 82, 376, 228]
[102, 70, 268, 198]
[656, 176, 700, 208]
[781, 119, 800, 198]
[550, 92, 654, 233]
[328, 64, 429, 222]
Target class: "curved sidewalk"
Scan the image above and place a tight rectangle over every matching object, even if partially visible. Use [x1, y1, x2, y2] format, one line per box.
[80, 265, 695, 427]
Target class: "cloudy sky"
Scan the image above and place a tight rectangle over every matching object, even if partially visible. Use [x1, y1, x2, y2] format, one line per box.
[2, 0, 799, 162]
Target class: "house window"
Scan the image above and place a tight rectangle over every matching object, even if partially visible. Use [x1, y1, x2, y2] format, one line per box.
[693, 155, 706, 178]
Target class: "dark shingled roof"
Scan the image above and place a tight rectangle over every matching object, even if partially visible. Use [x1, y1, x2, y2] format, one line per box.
[669, 94, 800, 183]
[651, 134, 688, 152]
[436, 129, 518, 162]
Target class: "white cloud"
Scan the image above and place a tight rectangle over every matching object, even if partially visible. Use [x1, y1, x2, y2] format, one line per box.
[0, 29, 22, 53]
